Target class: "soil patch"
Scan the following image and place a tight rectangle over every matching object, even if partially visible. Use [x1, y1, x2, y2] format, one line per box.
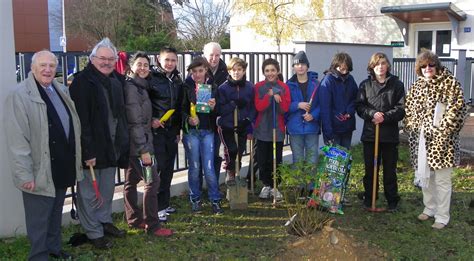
[278, 226, 386, 260]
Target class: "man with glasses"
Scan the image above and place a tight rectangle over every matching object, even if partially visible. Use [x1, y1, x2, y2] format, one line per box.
[70, 38, 130, 249]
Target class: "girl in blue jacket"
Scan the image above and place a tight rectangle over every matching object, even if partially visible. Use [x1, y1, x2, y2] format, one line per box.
[285, 51, 321, 165]
[319, 52, 358, 149]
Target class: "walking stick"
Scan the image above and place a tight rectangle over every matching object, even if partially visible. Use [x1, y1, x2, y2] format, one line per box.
[250, 138, 255, 194]
[367, 123, 386, 212]
[234, 107, 239, 180]
[272, 98, 278, 207]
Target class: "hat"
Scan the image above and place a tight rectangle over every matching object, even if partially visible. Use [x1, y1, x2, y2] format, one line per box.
[293, 51, 310, 67]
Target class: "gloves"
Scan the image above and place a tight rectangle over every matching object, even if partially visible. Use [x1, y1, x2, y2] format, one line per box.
[234, 98, 247, 109]
[335, 113, 350, 122]
[234, 118, 251, 132]
[239, 118, 251, 129]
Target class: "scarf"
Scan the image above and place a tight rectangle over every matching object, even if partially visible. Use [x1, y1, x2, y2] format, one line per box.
[414, 128, 431, 188]
[89, 63, 122, 118]
[227, 74, 247, 87]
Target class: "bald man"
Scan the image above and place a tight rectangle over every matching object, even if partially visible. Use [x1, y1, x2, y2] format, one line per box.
[6, 50, 82, 260]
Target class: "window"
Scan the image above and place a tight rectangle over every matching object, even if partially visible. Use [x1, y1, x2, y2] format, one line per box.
[417, 31, 432, 53]
[416, 30, 452, 57]
[435, 30, 451, 57]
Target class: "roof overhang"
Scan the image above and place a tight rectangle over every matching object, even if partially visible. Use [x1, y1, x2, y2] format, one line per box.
[380, 2, 467, 46]
[381, 2, 466, 23]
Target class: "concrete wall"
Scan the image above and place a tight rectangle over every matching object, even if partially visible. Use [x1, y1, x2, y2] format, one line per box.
[0, 0, 27, 237]
[293, 41, 394, 145]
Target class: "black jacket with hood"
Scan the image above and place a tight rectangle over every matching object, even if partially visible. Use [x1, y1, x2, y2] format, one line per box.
[148, 66, 184, 135]
[355, 74, 405, 143]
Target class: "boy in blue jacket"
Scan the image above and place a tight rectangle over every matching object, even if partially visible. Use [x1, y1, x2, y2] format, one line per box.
[285, 51, 321, 166]
[319, 52, 358, 149]
[216, 57, 255, 185]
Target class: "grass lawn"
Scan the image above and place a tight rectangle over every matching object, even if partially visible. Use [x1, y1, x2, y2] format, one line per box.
[1, 144, 473, 260]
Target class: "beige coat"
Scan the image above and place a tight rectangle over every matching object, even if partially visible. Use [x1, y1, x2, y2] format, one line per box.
[6, 72, 83, 197]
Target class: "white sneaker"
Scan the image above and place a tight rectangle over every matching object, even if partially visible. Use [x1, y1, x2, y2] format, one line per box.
[165, 206, 176, 214]
[271, 188, 283, 201]
[158, 210, 167, 222]
[259, 186, 271, 199]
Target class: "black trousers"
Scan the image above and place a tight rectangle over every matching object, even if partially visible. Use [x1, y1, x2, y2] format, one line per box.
[153, 129, 178, 211]
[362, 141, 400, 207]
[256, 140, 283, 187]
[219, 128, 247, 172]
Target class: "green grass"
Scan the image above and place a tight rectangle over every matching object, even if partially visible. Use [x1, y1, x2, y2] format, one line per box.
[1, 144, 473, 260]
[336, 145, 474, 260]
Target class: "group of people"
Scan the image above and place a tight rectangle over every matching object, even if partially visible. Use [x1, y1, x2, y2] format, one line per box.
[6, 35, 467, 260]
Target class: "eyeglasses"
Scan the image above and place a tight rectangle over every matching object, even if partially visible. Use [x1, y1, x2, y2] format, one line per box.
[421, 63, 436, 69]
[93, 56, 117, 63]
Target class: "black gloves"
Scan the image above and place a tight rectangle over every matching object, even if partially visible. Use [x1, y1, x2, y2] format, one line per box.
[234, 118, 251, 132]
[233, 98, 247, 109]
[239, 118, 251, 129]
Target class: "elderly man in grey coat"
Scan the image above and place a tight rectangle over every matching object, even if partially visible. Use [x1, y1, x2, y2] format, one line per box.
[6, 50, 82, 261]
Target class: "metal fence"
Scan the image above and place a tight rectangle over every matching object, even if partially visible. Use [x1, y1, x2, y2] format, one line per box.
[466, 58, 474, 104]
[16, 51, 295, 86]
[15, 51, 295, 193]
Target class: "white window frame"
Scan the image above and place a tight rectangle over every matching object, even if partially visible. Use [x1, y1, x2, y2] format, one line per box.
[412, 22, 452, 57]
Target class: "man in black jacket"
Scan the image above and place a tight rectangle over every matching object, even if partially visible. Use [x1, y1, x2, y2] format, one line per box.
[70, 38, 129, 249]
[203, 42, 228, 88]
[149, 47, 184, 222]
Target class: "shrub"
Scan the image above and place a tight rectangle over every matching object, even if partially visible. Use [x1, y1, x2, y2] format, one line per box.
[279, 160, 331, 236]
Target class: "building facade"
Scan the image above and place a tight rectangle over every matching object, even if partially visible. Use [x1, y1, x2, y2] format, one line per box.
[13, 0, 90, 52]
[229, 0, 474, 58]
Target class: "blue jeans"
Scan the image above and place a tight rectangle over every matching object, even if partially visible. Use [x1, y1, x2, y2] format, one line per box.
[183, 129, 221, 203]
[290, 134, 319, 190]
[289, 134, 320, 165]
[333, 132, 352, 150]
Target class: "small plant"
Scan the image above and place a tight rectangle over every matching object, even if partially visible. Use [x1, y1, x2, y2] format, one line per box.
[279, 160, 331, 236]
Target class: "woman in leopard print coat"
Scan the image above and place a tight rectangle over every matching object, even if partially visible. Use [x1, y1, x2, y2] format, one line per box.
[404, 50, 467, 229]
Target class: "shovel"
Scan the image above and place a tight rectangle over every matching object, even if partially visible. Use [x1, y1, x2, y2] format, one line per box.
[366, 123, 386, 213]
[227, 103, 248, 210]
[272, 97, 281, 207]
[249, 138, 255, 195]
[88, 165, 104, 209]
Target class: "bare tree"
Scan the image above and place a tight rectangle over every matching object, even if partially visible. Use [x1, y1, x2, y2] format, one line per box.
[66, 0, 130, 45]
[66, 0, 185, 47]
[174, 0, 231, 51]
